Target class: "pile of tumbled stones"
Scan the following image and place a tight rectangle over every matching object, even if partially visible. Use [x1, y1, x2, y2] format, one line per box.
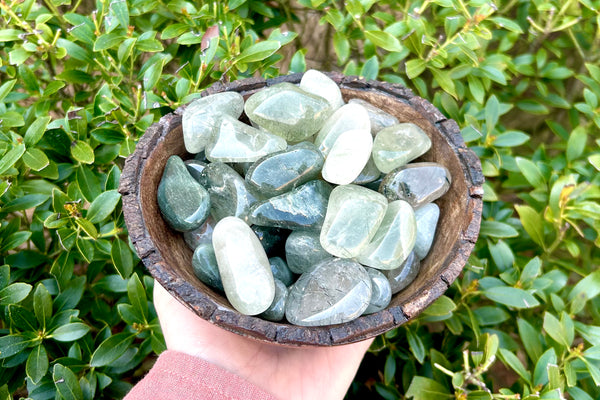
[157, 70, 451, 327]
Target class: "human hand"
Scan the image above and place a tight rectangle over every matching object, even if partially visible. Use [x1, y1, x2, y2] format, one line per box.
[153, 281, 373, 400]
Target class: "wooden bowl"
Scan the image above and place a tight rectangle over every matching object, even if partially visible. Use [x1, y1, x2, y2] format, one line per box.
[119, 72, 483, 346]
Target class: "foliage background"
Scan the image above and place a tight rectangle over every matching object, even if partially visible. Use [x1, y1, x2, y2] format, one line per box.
[1, 0, 599, 398]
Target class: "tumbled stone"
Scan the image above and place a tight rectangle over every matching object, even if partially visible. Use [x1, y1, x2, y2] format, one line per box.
[372, 123, 431, 173]
[182, 92, 244, 154]
[245, 142, 324, 197]
[212, 217, 275, 315]
[192, 243, 224, 292]
[363, 268, 392, 315]
[184, 159, 208, 182]
[322, 129, 373, 185]
[285, 258, 372, 326]
[380, 162, 451, 208]
[206, 115, 287, 163]
[157, 155, 210, 232]
[183, 215, 216, 250]
[357, 200, 417, 270]
[314, 103, 370, 156]
[348, 98, 399, 134]
[285, 231, 331, 274]
[269, 257, 294, 286]
[363, 176, 384, 192]
[320, 184, 388, 258]
[352, 156, 381, 185]
[231, 161, 253, 178]
[299, 69, 344, 111]
[198, 162, 258, 222]
[249, 180, 332, 230]
[260, 279, 288, 322]
[252, 225, 290, 257]
[383, 251, 420, 294]
[414, 203, 440, 260]
[244, 83, 332, 142]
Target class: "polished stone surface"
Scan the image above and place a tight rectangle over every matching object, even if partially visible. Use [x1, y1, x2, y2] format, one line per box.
[382, 251, 420, 294]
[414, 203, 440, 260]
[314, 103, 370, 156]
[252, 225, 290, 257]
[244, 83, 332, 142]
[192, 243, 224, 292]
[285, 230, 331, 274]
[357, 200, 416, 270]
[269, 257, 295, 286]
[184, 159, 208, 182]
[183, 215, 216, 250]
[363, 268, 392, 315]
[249, 180, 332, 230]
[182, 92, 244, 154]
[320, 184, 388, 258]
[322, 129, 373, 185]
[260, 279, 288, 322]
[285, 258, 372, 326]
[299, 69, 344, 111]
[206, 115, 287, 163]
[352, 156, 381, 185]
[245, 142, 324, 197]
[348, 98, 399, 134]
[380, 162, 451, 208]
[372, 123, 432, 173]
[157, 155, 210, 232]
[198, 162, 258, 222]
[212, 217, 275, 315]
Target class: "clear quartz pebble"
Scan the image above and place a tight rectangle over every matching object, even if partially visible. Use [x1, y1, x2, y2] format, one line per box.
[260, 278, 289, 322]
[182, 92, 244, 154]
[206, 115, 287, 163]
[285, 258, 372, 326]
[357, 200, 417, 270]
[314, 103, 371, 156]
[212, 216, 275, 315]
[183, 215, 216, 250]
[382, 251, 420, 294]
[285, 230, 331, 274]
[372, 123, 432, 173]
[348, 98, 399, 134]
[192, 243, 224, 292]
[269, 257, 294, 286]
[363, 268, 392, 315]
[299, 69, 344, 111]
[380, 162, 451, 208]
[414, 203, 440, 260]
[321, 128, 373, 185]
[320, 184, 388, 258]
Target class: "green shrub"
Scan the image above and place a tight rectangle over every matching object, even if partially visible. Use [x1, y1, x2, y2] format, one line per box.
[1, 0, 599, 398]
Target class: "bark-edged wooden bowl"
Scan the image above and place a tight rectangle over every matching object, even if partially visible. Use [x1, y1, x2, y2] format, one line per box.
[119, 72, 483, 346]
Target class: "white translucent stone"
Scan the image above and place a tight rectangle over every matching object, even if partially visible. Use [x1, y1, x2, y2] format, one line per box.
[322, 129, 373, 185]
[314, 103, 371, 156]
[372, 123, 432, 173]
[299, 70, 344, 111]
[414, 203, 440, 260]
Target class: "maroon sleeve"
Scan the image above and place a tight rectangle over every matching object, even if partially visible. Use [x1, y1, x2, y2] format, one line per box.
[124, 350, 279, 400]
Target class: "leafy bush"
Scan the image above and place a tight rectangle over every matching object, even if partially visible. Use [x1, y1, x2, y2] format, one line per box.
[1, 0, 599, 398]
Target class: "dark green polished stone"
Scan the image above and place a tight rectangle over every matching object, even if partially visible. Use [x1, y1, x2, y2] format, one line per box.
[184, 159, 208, 182]
[382, 251, 420, 294]
[363, 268, 392, 314]
[285, 230, 331, 274]
[192, 243, 224, 292]
[251, 225, 290, 257]
[269, 257, 295, 286]
[157, 155, 210, 232]
[260, 278, 288, 322]
[380, 162, 451, 208]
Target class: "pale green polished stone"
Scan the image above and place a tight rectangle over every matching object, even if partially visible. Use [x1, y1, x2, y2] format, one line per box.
[357, 200, 417, 270]
[157, 155, 210, 232]
[183, 215, 215, 250]
[322, 129, 373, 185]
[353, 156, 381, 185]
[348, 98, 399, 134]
[192, 243, 224, 292]
[182, 92, 244, 154]
[285, 231, 331, 274]
[197, 162, 258, 222]
[414, 203, 440, 260]
[206, 115, 287, 163]
[244, 83, 332, 142]
[260, 278, 288, 322]
[285, 258, 372, 326]
[363, 268, 392, 315]
[245, 142, 324, 197]
[269, 257, 294, 286]
[383, 251, 420, 294]
[372, 123, 432, 173]
[380, 162, 451, 208]
[213, 216, 275, 315]
[249, 180, 332, 230]
[320, 184, 388, 258]
[314, 103, 370, 156]
[299, 70, 344, 111]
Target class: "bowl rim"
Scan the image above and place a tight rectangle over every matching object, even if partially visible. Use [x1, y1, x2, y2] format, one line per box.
[119, 72, 484, 346]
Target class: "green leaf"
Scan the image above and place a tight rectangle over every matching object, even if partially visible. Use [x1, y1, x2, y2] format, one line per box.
[493, 130, 529, 147]
[235, 41, 281, 65]
[9, 48, 32, 65]
[143, 58, 165, 91]
[581, 357, 600, 386]
[0, 334, 33, 359]
[406, 59, 427, 79]
[0, 143, 25, 175]
[90, 332, 135, 367]
[383, 354, 396, 386]
[361, 56, 379, 81]
[490, 17, 524, 33]
[128, 273, 148, 321]
[71, 140, 95, 164]
[111, 238, 133, 279]
[93, 33, 124, 51]
[568, 269, 600, 303]
[0, 29, 23, 42]
[75, 218, 98, 239]
[87, 190, 121, 223]
[0, 79, 17, 103]
[467, 75, 484, 103]
[364, 30, 403, 52]
[53, 364, 83, 400]
[483, 286, 540, 309]
[406, 377, 451, 399]
[543, 312, 572, 348]
[76, 238, 95, 263]
[515, 205, 545, 249]
[567, 126, 587, 162]
[430, 68, 457, 99]
[0, 282, 32, 305]
[467, 391, 492, 400]
[51, 322, 90, 342]
[515, 157, 546, 188]
[406, 327, 425, 363]
[76, 166, 101, 202]
[333, 32, 350, 64]
[22, 148, 50, 171]
[289, 49, 307, 73]
[533, 348, 557, 386]
[1, 193, 49, 213]
[488, 239, 514, 271]
[422, 295, 456, 316]
[479, 221, 519, 238]
[485, 95, 500, 133]
[0, 231, 32, 252]
[26, 345, 48, 384]
[34, 283, 52, 330]
[110, 0, 129, 29]
[498, 348, 531, 384]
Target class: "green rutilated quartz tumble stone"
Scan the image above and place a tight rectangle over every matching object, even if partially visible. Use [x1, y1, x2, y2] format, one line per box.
[192, 243, 223, 292]
[157, 155, 210, 232]
[314, 102, 370, 156]
[260, 278, 288, 322]
[299, 69, 344, 111]
[414, 203, 440, 260]
[382, 251, 420, 294]
[321, 128, 373, 185]
[363, 268, 392, 315]
[379, 162, 451, 208]
[285, 230, 331, 274]
[348, 98, 399, 135]
[269, 257, 294, 286]
[244, 83, 332, 142]
[372, 123, 432, 173]
[183, 215, 215, 250]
